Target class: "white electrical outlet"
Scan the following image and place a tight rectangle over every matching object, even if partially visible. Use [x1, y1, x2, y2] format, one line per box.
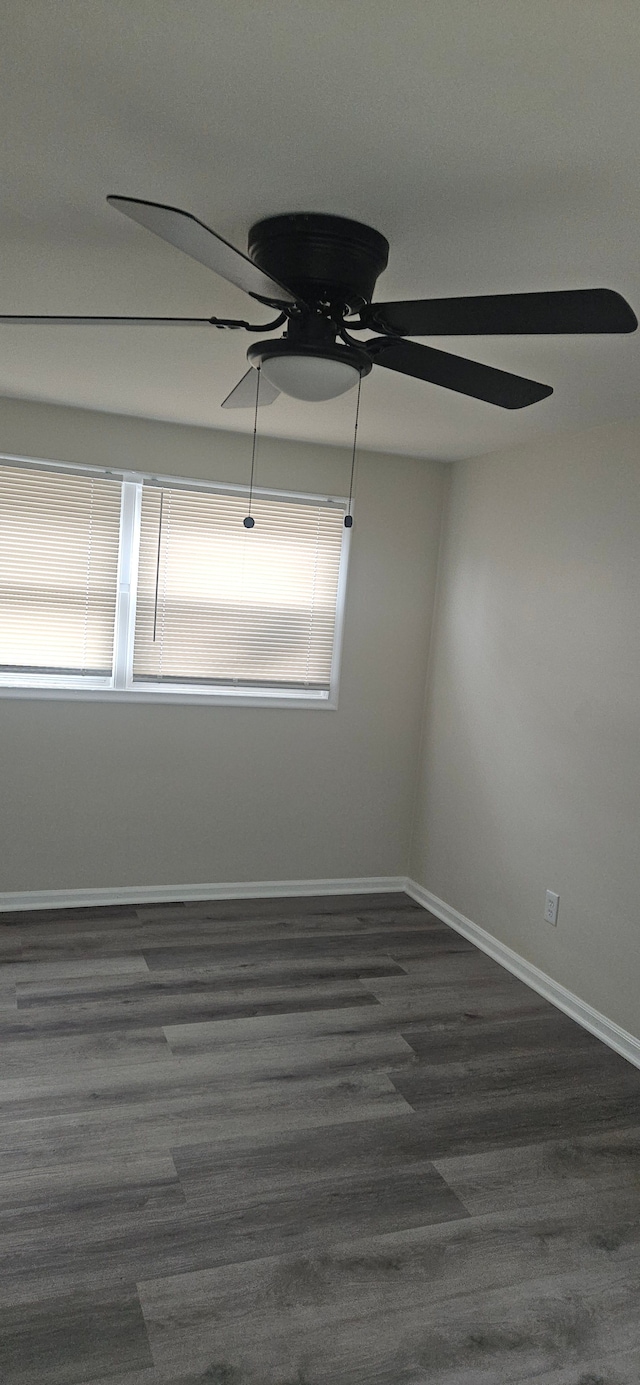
[544, 890, 560, 926]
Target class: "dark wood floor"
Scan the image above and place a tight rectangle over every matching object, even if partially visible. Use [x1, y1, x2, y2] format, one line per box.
[2, 892, 640, 1384]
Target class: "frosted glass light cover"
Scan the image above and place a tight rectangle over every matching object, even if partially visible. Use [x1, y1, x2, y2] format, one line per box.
[260, 353, 361, 401]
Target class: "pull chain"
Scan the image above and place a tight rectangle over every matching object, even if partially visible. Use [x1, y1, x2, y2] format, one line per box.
[152, 490, 164, 641]
[345, 372, 362, 528]
[243, 365, 261, 528]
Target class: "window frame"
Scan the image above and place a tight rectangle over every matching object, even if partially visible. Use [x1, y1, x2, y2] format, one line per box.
[0, 451, 352, 709]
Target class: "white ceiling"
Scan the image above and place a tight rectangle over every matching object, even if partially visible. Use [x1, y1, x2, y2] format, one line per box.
[2, 0, 640, 460]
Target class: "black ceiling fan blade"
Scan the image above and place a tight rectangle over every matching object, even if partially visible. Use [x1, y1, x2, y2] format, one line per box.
[221, 367, 280, 409]
[0, 314, 216, 326]
[367, 336, 553, 409]
[107, 197, 300, 308]
[364, 289, 637, 337]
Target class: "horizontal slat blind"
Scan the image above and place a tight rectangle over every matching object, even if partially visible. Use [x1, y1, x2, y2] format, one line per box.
[133, 486, 344, 688]
[0, 465, 122, 674]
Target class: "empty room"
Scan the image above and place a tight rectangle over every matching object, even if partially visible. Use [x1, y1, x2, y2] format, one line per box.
[2, 3, 640, 1382]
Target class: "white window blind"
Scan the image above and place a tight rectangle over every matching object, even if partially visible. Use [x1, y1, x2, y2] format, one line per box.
[0, 456, 350, 703]
[0, 464, 122, 676]
[133, 485, 345, 690]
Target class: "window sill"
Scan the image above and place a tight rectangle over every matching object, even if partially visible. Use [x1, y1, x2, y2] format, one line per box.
[0, 685, 337, 709]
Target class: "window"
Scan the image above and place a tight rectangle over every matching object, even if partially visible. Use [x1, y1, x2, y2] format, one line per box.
[0, 464, 122, 686]
[0, 456, 350, 705]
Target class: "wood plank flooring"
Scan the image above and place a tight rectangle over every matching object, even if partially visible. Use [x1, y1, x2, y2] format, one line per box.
[1, 891, 640, 1383]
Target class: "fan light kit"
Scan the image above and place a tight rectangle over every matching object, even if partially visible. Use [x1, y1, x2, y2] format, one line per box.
[252, 346, 368, 401]
[1, 197, 637, 411]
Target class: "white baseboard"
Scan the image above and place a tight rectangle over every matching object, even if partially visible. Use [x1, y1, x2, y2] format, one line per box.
[405, 878, 640, 1072]
[0, 875, 406, 914]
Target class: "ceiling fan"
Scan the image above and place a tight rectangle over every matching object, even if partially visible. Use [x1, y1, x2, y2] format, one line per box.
[2, 196, 637, 410]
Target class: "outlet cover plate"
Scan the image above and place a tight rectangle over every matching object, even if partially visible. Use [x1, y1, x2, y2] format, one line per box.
[544, 890, 560, 925]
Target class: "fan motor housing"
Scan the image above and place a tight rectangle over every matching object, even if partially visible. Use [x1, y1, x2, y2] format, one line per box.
[248, 212, 389, 312]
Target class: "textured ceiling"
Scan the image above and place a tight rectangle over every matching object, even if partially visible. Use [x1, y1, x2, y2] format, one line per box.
[2, 0, 640, 459]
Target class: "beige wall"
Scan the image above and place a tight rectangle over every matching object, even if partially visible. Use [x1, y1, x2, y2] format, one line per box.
[0, 396, 445, 892]
[410, 418, 640, 1037]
